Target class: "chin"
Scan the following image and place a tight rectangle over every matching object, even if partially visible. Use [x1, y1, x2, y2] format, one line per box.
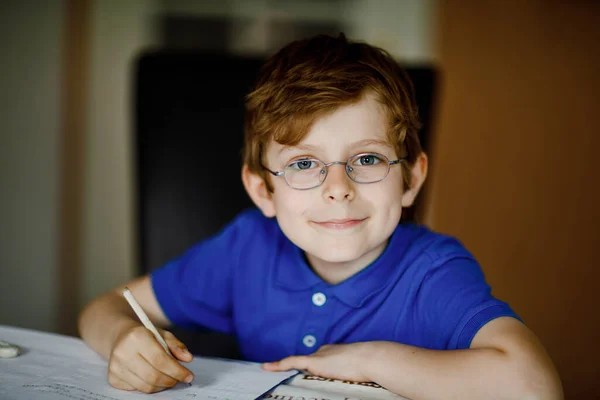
[307, 242, 371, 264]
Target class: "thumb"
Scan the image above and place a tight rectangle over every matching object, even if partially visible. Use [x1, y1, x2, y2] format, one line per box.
[161, 330, 193, 362]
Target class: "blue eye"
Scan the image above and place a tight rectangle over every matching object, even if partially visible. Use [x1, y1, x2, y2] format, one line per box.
[288, 159, 318, 170]
[355, 154, 382, 166]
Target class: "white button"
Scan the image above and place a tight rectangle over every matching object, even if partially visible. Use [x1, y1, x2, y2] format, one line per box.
[302, 334, 317, 348]
[312, 292, 327, 306]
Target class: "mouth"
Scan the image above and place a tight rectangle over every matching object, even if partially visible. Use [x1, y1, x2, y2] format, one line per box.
[311, 217, 368, 230]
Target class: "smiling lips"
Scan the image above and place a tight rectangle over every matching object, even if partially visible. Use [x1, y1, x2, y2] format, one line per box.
[312, 218, 368, 230]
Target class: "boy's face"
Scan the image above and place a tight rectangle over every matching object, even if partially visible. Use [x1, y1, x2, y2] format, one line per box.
[244, 94, 426, 269]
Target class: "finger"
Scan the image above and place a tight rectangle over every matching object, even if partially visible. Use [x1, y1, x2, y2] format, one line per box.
[162, 330, 193, 363]
[107, 373, 136, 391]
[111, 362, 168, 394]
[139, 346, 194, 384]
[124, 352, 181, 389]
[263, 356, 310, 372]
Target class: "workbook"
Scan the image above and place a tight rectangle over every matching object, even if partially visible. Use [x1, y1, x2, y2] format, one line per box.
[0, 325, 296, 400]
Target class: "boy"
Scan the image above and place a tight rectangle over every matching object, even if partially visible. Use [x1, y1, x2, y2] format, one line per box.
[79, 34, 562, 399]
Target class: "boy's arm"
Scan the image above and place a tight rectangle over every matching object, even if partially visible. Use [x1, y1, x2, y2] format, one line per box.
[365, 317, 562, 400]
[78, 275, 172, 359]
[265, 317, 563, 400]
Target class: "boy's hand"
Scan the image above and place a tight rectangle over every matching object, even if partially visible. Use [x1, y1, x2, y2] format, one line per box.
[108, 325, 194, 393]
[262, 342, 372, 383]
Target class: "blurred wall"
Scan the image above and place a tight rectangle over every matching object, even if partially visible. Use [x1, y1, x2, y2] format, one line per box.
[161, 0, 438, 63]
[0, 1, 63, 332]
[427, 1, 600, 398]
[81, 0, 160, 313]
[343, 0, 438, 64]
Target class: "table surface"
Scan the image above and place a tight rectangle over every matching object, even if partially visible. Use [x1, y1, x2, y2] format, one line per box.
[0, 325, 406, 400]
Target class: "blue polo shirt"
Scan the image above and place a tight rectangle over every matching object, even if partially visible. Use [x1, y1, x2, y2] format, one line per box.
[151, 208, 520, 362]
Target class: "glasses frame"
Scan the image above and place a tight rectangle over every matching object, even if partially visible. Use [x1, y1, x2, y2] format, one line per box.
[263, 152, 407, 190]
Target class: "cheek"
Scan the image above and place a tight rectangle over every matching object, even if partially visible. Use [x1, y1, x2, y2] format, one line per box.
[357, 178, 404, 229]
[272, 185, 310, 217]
[362, 174, 404, 208]
[271, 187, 314, 243]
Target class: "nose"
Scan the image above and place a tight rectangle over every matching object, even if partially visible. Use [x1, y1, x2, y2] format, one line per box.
[321, 163, 355, 202]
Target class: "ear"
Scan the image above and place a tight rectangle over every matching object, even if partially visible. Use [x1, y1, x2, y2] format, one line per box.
[242, 164, 276, 217]
[401, 152, 428, 207]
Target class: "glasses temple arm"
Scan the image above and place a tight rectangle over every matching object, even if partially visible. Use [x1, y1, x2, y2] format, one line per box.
[263, 166, 285, 176]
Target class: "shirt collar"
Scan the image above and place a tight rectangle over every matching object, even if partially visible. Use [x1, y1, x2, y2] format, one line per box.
[274, 223, 416, 308]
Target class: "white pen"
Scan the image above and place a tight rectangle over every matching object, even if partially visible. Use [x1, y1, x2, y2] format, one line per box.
[123, 288, 193, 386]
[122, 287, 172, 356]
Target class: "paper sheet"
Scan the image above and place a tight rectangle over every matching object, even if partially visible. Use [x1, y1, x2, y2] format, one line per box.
[267, 374, 409, 400]
[0, 325, 296, 400]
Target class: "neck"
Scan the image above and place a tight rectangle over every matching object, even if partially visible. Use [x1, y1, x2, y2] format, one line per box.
[305, 240, 389, 285]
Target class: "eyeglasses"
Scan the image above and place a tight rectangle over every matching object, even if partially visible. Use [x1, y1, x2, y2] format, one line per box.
[263, 152, 406, 190]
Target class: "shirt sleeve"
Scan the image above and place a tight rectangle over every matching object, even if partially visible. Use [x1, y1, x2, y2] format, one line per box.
[150, 210, 252, 334]
[415, 245, 522, 350]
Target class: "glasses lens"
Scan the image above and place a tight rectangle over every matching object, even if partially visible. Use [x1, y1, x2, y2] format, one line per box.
[348, 153, 390, 183]
[284, 159, 326, 189]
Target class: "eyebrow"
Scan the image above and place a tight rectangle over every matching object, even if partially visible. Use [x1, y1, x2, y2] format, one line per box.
[349, 139, 392, 149]
[278, 139, 392, 155]
[278, 143, 320, 155]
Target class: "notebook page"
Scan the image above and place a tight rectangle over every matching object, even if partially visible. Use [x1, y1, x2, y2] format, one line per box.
[0, 325, 296, 400]
[266, 374, 409, 400]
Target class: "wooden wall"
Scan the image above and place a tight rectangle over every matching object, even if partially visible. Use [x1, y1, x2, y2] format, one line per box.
[426, 1, 600, 398]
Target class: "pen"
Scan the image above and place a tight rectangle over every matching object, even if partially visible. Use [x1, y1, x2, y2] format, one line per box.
[123, 288, 193, 387]
[122, 287, 172, 356]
